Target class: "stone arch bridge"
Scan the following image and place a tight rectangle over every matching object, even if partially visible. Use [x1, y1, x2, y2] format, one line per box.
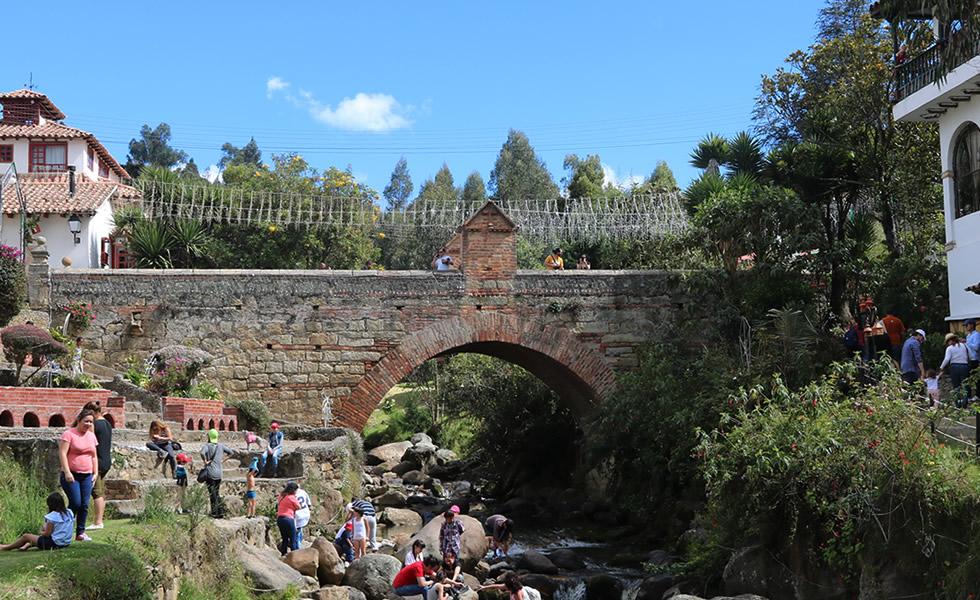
[32, 203, 704, 430]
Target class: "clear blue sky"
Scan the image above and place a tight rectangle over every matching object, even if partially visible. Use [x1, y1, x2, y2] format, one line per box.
[5, 0, 829, 194]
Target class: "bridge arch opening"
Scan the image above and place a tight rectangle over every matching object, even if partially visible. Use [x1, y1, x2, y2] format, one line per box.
[344, 313, 615, 432]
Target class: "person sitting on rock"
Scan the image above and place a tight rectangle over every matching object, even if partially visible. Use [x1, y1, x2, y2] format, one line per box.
[477, 573, 541, 600]
[393, 556, 444, 600]
[438, 505, 465, 558]
[146, 420, 176, 477]
[405, 539, 426, 566]
[260, 422, 284, 477]
[438, 549, 467, 597]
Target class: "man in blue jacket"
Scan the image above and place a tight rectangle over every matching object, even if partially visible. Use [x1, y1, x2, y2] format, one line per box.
[900, 329, 926, 384]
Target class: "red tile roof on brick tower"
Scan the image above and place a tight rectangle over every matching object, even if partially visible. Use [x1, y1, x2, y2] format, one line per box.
[0, 89, 66, 120]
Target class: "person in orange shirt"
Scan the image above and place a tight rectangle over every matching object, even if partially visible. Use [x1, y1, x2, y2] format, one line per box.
[881, 309, 905, 362]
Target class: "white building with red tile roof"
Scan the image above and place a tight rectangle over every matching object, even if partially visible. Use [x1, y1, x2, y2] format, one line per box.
[0, 89, 139, 268]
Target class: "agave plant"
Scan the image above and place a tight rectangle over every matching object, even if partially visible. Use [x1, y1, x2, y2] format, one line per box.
[170, 219, 209, 268]
[128, 221, 174, 268]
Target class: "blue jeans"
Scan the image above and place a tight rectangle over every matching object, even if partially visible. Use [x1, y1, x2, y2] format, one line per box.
[950, 363, 971, 406]
[60, 471, 93, 536]
[395, 585, 427, 597]
[260, 446, 282, 473]
[277, 516, 298, 555]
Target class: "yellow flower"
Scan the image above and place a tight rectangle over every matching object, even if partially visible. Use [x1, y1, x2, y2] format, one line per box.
[269, 226, 276, 232]
[262, 164, 270, 169]
[378, 232, 385, 238]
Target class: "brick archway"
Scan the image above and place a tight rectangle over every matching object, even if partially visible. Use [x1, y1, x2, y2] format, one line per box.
[340, 312, 616, 431]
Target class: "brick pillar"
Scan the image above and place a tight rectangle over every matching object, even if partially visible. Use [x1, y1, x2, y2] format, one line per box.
[458, 202, 518, 293]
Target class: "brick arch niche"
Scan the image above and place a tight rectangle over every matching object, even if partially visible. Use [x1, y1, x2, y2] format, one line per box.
[0, 410, 12, 427]
[340, 312, 616, 431]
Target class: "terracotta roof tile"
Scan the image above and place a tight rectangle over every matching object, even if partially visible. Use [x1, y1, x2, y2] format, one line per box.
[0, 121, 130, 179]
[0, 89, 66, 120]
[1, 172, 140, 215]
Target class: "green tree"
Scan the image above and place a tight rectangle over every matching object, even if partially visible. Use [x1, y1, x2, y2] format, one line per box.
[416, 164, 459, 205]
[124, 123, 188, 178]
[648, 160, 679, 193]
[383, 157, 414, 211]
[488, 130, 559, 201]
[563, 154, 610, 199]
[219, 138, 262, 169]
[460, 171, 487, 210]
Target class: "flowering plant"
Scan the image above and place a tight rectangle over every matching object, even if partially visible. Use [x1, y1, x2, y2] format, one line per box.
[0, 244, 25, 327]
[63, 301, 96, 333]
[148, 345, 214, 397]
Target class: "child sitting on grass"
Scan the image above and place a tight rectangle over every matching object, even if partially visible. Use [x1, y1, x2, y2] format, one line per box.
[0, 492, 74, 551]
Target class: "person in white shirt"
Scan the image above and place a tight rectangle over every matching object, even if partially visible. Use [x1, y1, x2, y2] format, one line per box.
[940, 333, 971, 407]
[294, 485, 312, 545]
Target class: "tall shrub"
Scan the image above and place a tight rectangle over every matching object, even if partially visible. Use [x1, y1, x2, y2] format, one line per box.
[1, 323, 68, 384]
[0, 244, 25, 327]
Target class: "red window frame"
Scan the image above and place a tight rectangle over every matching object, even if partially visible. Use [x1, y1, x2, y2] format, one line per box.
[0, 145, 12, 163]
[28, 143, 68, 173]
[87, 148, 94, 171]
[98, 160, 109, 178]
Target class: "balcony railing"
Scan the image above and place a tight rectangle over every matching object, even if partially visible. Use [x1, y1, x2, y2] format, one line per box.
[894, 34, 980, 103]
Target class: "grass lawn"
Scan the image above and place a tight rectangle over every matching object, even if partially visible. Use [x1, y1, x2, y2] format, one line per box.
[0, 519, 160, 600]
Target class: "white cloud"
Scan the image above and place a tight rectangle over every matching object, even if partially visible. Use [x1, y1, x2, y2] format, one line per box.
[266, 77, 412, 133]
[266, 76, 289, 97]
[602, 164, 644, 190]
[309, 93, 411, 132]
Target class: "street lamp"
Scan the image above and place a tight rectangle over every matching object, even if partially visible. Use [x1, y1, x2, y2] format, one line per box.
[68, 213, 81, 245]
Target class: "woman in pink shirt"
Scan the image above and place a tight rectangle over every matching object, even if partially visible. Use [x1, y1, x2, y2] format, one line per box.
[276, 481, 302, 555]
[59, 409, 98, 541]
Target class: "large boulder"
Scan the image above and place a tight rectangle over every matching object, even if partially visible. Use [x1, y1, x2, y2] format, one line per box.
[410, 433, 433, 445]
[212, 515, 274, 549]
[546, 549, 585, 570]
[402, 470, 428, 485]
[392, 460, 419, 477]
[236, 542, 307, 592]
[341, 553, 402, 600]
[398, 514, 488, 572]
[312, 535, 346, 585]
[369, 441, 414, 467]
[434, 448, 458, 464]
[379, 507, 423, 527]
[518, 551, 558, 575]
[520, 574, 561, 597]
[402, 443, 438, 471]
[283, 547, 320, 578]
[585, 575, 622, 600]
[311, 587, 348, 600]
[636, 575, 674, 600]
[375, 490, 409, 507]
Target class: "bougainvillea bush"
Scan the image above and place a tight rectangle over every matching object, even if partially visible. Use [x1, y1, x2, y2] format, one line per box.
[1, 324, 68, 385]
[61, 301, 96, 334]
[0, 245, 25, 328]
[148, 345, 214, 397]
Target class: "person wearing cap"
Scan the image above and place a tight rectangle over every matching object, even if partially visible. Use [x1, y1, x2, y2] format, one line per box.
[260, 422, 285, 477]
[175, 453, 191, 514]
[965, 318, 979, 399]
[900, 329, 927, 385]
[438, 505, 465, 558]
[200, 429, 234, 518]
[335, 521, 354, 565]
[939, 333, 971, 407]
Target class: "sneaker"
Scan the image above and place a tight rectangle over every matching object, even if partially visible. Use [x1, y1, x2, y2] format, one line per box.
[76, 534, 92, 542]
[87, 523, 104, 530]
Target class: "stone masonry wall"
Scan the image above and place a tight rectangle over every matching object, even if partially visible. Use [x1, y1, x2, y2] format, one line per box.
[45, 268, 695, 430]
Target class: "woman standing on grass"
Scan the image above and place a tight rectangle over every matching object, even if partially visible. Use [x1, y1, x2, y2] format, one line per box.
[59, 409, 98, 541]
[86, 401, 112, 530]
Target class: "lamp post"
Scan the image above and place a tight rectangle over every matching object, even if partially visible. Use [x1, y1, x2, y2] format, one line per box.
[68, 213, 81, 245]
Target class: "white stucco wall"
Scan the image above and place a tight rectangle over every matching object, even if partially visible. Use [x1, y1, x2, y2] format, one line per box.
[939, 109, 980, 321]
[0, 212, 103, 268]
